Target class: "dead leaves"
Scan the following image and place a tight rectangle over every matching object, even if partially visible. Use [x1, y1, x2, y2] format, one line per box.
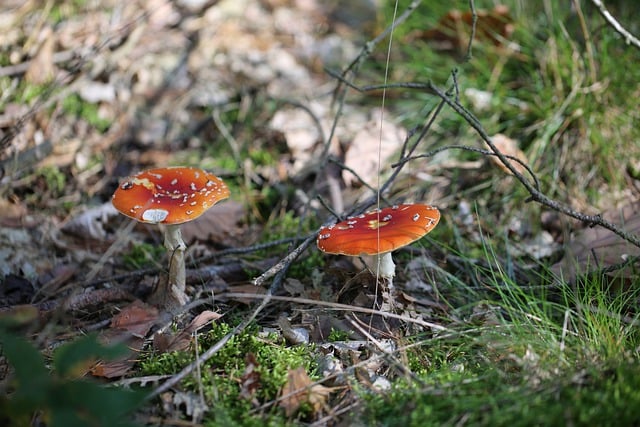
[278, 367, 333, 417]
[91, 300, 158, 378]
[91, 301, 222, 378]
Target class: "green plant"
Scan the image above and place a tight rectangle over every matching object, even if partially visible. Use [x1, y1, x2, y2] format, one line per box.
[0, 327, 145, 427]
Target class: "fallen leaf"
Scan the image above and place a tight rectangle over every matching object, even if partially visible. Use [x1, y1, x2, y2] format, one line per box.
[25, 28, 57, 84]
[111, 299, 159, 337]
[343, 108, 406, 188]
[485, 133, 528, 176]
[239, 353, 261, 404]
[222, 284, 268, 305]
[278, 367, 332, 417]
[154, 309, 222, 352]
[91, 301, 160, 378]
[551, 203, 640, 283]
[61, 202, 120, 241]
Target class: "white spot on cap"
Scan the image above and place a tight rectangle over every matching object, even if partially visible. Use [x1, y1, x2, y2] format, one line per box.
[142, 209, 169, 223]
[412, 213, 420, 221]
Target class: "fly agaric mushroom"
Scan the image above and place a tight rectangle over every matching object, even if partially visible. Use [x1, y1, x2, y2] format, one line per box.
[317, 204, 440, 309]
[112, 166, 229, 308]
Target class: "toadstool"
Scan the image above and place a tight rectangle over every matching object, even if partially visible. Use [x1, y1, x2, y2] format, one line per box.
[317, 203, 440, 309]
[112, 166, 230, 308]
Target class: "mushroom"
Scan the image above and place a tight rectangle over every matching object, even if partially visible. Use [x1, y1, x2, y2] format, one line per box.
[316, 203, 440, 310]
[112, 166, 230, 308]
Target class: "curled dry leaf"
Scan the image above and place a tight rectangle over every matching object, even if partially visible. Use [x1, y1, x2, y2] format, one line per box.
[61, 202, 120, 241]
[154, 310, 222, 352]
[278, 367, 333, 417]
[180, 199, 247, 246]
[485, 133, 528, 176]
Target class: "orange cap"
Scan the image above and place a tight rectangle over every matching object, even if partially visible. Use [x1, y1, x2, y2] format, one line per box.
[317, 204, 440, 256]
[112, 166, 229, 225]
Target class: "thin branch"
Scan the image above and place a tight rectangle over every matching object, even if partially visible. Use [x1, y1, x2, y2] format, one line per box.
[590, 0, 640, 50]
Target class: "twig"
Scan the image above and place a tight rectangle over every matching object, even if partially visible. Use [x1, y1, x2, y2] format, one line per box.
[325, 73, 640, 249]
[392, 144, 541, 192]
[590, 0, 640, 50]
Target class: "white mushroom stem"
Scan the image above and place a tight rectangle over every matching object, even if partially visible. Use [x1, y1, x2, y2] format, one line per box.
[377, 252, 396, 281]
[159, 224, 188, 307]
[377, 252, 398, 312]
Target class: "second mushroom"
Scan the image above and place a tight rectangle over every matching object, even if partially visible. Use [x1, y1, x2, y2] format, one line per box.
[317, 203, 440, 310]
[112, 166, 230, 309]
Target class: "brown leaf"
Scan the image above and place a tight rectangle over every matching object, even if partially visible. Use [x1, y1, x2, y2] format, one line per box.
[153, 310, 222, 352]
[485, 133, 528, 176]
[25, 28, 57, 84]
[111, 300, 159, 337]
[343, 108, 406, 188]
[91, 300, 160, 378]
[90, 337, 145, 378]
[551, 203, 640, 282]
[239, 353, 261, 403]
[223, 284, 268, 305]
[278, 367, 332, 417]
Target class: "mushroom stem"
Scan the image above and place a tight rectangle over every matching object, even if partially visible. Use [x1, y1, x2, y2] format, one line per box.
[378, 252, 396, 281]
[154, 224, 188, 308]
[377, 252, 398, 312]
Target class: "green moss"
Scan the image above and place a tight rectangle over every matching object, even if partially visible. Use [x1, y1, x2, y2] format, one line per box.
[140, 321, 318, 425]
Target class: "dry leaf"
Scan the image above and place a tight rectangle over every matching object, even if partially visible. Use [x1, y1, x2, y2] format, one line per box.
[485, 133, 528, 176]
[111, 300, 159, 337]
[551, 203, 640, 282]
[92, 300, 160, 378]
[416, 5, 514, 52]
[61, 203, 120, 241]
[278, 367, 332, 417]
[154, 309, 222, 352]
[343, 108, 406, 187]
[223, 284, 268, 305]
[239, 353, 261, 404]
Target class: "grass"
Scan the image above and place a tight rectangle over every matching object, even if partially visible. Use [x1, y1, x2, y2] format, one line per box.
[351, 245, 640, 426]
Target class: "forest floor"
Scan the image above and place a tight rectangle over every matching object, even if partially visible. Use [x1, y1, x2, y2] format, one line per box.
[1, 0, 640, 426]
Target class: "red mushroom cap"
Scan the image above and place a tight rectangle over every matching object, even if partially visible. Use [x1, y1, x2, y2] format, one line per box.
[112, 166, 230, 225]
[317, 204, 440, 256]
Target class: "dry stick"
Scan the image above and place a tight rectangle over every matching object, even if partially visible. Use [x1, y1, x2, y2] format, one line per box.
[464, 0, 478, 61]
[219, 293, 447, 332]
[392, 144, 541, 192]
[71, 236, 298, 290]
[590, 0, 640, 50]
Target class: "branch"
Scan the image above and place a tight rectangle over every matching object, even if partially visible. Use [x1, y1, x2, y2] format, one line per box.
[590, 0, 640, 50]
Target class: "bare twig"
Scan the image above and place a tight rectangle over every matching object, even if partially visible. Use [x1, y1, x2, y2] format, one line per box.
[590, 0, 640, 50]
